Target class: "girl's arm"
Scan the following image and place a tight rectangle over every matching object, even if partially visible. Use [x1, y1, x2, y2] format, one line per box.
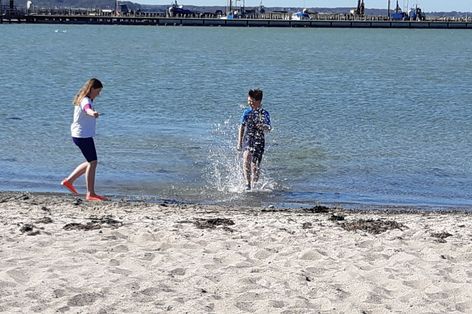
[85, 108, 100, 118]
[83, 104, 100, 118]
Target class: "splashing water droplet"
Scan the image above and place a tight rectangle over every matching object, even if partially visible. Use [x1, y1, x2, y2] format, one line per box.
[205, 118, 276, 195]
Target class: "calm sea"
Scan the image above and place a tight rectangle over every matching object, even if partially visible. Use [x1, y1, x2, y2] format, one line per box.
[1, 24, 471, 208]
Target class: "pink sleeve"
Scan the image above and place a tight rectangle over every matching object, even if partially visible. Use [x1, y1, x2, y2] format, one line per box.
[82, 103, 92, 112]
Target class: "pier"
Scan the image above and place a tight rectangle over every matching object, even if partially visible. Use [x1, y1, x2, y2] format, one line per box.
[1, 14, 471, 29]
[2, 3, 472, 29]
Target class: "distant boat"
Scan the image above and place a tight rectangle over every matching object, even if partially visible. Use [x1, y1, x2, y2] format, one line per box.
[408, 6, 426, 21]
[220, 1, 265, 19]
[291, 9, 310, 21]
[220, 10, 241, 19]
[168, 1, 195, 17]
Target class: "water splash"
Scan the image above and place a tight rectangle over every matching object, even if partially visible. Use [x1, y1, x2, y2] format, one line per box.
[206, 115, 277, 195]
[206, 118, 245, 194]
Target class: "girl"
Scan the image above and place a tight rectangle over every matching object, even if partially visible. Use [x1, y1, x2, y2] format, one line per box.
[61, 78, 107, 201]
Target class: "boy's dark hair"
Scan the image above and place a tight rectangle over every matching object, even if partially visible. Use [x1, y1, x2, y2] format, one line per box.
[249, 89, 263, 101]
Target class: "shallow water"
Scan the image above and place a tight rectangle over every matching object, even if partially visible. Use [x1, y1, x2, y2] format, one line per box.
[1, 24, 471, 208]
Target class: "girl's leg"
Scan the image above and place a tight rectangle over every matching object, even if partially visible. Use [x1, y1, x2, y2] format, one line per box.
[62, 161, 88, 195]
[65, 161, 88, 183]
[70, 137, 106, 200]
[85, 160, 106, 201]
[85, 160, 97, 196]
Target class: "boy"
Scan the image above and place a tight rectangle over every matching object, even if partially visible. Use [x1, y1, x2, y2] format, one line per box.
[237, 89, 271, 190]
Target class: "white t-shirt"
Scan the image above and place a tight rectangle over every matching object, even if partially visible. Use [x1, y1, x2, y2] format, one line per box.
[70, 97, 96, 138]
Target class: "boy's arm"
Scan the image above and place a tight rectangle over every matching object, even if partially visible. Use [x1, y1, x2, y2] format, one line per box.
[237, 125, 244, 151]
[258, 111, 271, 132]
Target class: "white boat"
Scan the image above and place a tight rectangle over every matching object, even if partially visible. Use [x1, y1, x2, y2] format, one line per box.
[291, 9, 310, 20]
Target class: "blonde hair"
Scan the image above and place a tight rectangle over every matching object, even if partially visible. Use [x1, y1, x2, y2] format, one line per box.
[73, 78, 103, 106]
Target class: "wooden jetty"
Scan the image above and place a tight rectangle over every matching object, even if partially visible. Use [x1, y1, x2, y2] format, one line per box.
[2, 14, 472, 29]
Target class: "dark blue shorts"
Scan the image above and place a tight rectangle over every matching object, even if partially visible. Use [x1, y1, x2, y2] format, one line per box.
[244, 136, 265, 164]
[246, 145, 264, 164]
[72, 137, 97, 162]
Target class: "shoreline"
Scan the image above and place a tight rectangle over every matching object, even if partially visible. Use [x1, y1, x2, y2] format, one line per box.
[2, 189, 472, 213]
[1, 191, 471, 312]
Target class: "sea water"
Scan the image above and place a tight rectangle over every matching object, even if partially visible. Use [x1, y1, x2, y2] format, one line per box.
[1, 24, 471, 208]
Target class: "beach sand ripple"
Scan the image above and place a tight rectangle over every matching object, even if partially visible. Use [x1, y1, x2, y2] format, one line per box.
[0, 192, 471, 313]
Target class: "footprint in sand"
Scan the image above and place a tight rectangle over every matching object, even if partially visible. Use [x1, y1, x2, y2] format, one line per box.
[169, 268, 186, 276]
[109, 259, 120, 266]
[426, 291, 451, 300]
[332, 284, 351, 300]
[299, 249, 324, 261]
[235, 301, 255, 312]
[125, 281, 141, 291]
[0, 280, 17, 297]
[253, 249, 273, 260]
[269, 300, 285, 309]
[111, 244, 129, 253]
[142, 252, 155, 261]
[402, 279, 424, 290]
[6, 268, 29, 284]
[455, 302, 472, 312]
[67, 292, 102, 307]
[109, 267, 132, 276]
[466, 270, 472, 279]
[364, 293, 383, 304]
[237, 276, 263, 291]
[53, 289, 66, 298]
[139, 287, 160, 297]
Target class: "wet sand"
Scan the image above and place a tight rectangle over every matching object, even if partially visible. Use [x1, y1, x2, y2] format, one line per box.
[0, 192, 471, 313]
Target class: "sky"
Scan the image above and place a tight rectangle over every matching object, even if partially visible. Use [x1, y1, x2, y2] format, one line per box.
[138, 0, 471, 12]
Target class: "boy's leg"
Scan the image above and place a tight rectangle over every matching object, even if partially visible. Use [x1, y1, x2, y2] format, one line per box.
[243, 150, 252, 188]
[252, 159, 262, 183]
[252, 146, 264, 184]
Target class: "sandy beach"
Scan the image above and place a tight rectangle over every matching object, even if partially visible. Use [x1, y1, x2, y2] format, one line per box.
[0, 191, 471, 313]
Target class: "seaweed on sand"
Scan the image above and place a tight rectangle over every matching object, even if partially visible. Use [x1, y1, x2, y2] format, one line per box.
[340, 219, 406, 235]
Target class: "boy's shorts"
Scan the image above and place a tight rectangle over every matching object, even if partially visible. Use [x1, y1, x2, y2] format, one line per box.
[72, 137, 97, 162]
[245, 145, 264, 164]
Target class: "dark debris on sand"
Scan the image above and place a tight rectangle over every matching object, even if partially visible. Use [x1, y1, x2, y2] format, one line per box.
[303, 205, 330, 213]
[193, 218, 235, 230]
[88, 215, 123, 228]
[261, 205, 332, 214]
[302, 222, 313, 229]
[431, 231, 453, 243]
[36, 217, 53, 224]
[19, 223, 41, 236]
[0, 193, 30, 204]
[329, 214, 345, 221]
[72, 198, 83, 206]
[63, 215, 123, 231]
[17, 193, 30, 201]
[63, 222, 102, 231]
[340, 219, 406, 235]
